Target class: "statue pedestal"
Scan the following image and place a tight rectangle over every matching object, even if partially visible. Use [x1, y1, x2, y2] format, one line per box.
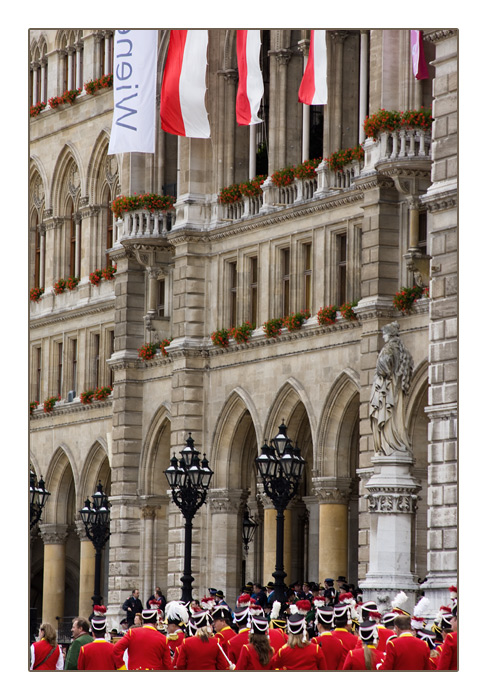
[360, 454, 421, 611]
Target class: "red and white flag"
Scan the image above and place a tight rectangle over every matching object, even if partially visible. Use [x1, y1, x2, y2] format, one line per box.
[411, 30, 429, 80]
[298, 30, 327, 105]
[160, 30, 210, 138]
[236, 30, 264, 126]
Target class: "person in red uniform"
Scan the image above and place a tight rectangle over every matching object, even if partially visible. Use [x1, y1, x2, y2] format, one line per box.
[113, 608, 173, 670]
[212, 605, 236, 654]
[235, 615, 275, 670]
[343, 621, 384, 670]
[30, 622, 64, 670]
[78, 617, 116, 670]
[163, 601, 188, 667]
[376, 611, 397, 653]
[312, 604, 346, 669]
[416, 629, 441, 668]
[331, 603, 357, 654]
[270, 612, 328, 670]
[226, 599, 251, 665]
[176, 608, 230, 670]
[377, 615, 433, 670]
[437, 600, 457, 670]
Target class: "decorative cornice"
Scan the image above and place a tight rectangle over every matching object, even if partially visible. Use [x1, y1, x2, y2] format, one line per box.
[209, 488, 248, 514]
[39, 523, 68, 545]
[29, 297, 115, 329]
[423, 29, 457, 44]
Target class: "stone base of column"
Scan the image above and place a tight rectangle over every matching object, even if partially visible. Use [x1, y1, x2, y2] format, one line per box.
[361, 454, 422, 605]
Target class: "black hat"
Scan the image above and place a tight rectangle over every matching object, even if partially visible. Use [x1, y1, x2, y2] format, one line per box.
[381, 611, 396, 626]
[250, 616, 269, 635]
[417, 629, 436, 650]
[208, 587, 218, 596]
[333, 603, 349, 623]
[266, 581, 275, 589]
[191, 609, 212, 629]
[91, 617, 107, 632]
[141, 609, 158, 623]
[287, 613, 307, 637]
[337, 576, 347, 583]
[215, 590, 224, 598]
[359, 621, 378, 644]
[212, 605, 232, 622]
[315, 605, 334, 626]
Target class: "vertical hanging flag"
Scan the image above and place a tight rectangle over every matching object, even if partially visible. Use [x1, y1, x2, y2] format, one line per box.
[108, 30, 158, 154]
[411, 30, 429, 80]
[160, 30, 210, 138]
[236, 30, 264, 126]
[298, 30, 327, 105]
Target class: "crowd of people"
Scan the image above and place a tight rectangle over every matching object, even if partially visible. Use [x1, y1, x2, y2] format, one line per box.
[29, 578, 458, 671]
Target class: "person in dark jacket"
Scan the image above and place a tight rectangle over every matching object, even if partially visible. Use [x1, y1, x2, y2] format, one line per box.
[122, 588, 143, 627]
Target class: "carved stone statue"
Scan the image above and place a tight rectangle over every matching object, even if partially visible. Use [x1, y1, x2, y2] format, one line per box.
[369, 322, 414, 456]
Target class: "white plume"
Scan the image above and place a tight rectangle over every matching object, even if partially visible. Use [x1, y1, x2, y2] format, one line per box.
[165, 600, 189, 625]
[391, 590, 408, 609]
[413, 596, 432, 618]
[270, 600, 281, 620]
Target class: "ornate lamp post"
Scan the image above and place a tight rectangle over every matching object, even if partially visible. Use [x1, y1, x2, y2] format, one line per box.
[255, 421, 305, 603]
[80, 481, 111, 606]
[164, 433, 214, 603]
[242, 506, 258, 553]
[30, 469, 50, 530]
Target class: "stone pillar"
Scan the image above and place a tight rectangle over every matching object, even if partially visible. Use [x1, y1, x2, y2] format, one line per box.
[40, 58, 47, 103]
[74, 214, 82, 278]
[39, 524, 68, 626]
[75, 42, 83, 89]
[313, 478, 351, 582]
[140, 505, 157, 603]
[39, 226, 46, 288]
[209, 489, 247, 607]
[67, 48, 75, 90]
[359, 30, 369, 144]
[420, 29, 458, 610]
[31, 61, 39, 105]
[76, 522, 96, 620]
[362, 454, 421, 611]
[276, 50, 291, 168]
[328, 32, 348, 153]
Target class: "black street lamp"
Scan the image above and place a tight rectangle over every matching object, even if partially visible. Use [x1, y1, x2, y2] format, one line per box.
[242, 506, 258, 553]
[80, 481, 111, 606]
[164, 433, 213, 603]
[30, 469, 50, 530]
[255, 421, 305, 603]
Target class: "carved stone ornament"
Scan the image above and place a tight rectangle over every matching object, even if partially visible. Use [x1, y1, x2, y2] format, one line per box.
[209, 489, 248, 514]
[68, 163, 81, 198]
[367, 489, 418, 514]
[32, 173, 45, 209]
[105, 154, 118, 184]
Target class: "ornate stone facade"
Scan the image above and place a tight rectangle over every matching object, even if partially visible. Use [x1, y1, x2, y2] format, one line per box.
[29, 29, 457, 631]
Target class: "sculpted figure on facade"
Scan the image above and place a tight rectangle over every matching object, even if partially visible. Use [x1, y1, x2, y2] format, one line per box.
[369, 321, 414, 456]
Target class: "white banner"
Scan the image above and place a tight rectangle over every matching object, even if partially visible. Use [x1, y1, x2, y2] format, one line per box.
[108, 30, 158, 154]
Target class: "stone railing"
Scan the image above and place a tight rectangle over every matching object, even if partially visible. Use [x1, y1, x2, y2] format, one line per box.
[115, 209, 175, 244]
[362, 129, 432, 174]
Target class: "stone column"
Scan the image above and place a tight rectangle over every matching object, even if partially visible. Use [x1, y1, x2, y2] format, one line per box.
[74, 214, 82, 278]
[297, 39, 310, 162]
[31, 61, 39, 105]
[39, 226, 46, 288]
[328, 32, 348, 153]
[39, 524, 68, 626]
[359, 31, 369, 144]
[40, 58, 47, 103]
[313, 478, 351, 583]
[75, 42, 83, 89]
[140, 505, 157, 603]
[76, 522, 96, 619]
[420, 29, 458, 610]
[67, 48, 75, 90]
[209, 489, 248, 607]
[276, 50, 292, 168]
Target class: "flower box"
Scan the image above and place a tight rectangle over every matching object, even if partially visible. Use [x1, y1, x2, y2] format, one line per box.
[283, 310, 311, 332]
[262, 318, 284, 338]
[392, 285, 424, 314]
[43, 395, 60, 413]
[30, 286, 44, 302]
[112, 193, 175, 220]
[138, 342, 160, 360]
[230, 322, 255, 344]
[317, 305, 338, 326]
[211, 328, 230, 348]
[363, 107, 432, 140]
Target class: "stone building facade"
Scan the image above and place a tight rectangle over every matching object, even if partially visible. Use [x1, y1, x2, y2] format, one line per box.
[29, 29, 457, 632]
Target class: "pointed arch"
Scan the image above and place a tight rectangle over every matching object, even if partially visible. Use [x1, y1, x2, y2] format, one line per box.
[264, 377, 316, 446]
[318, 369, 360, 478]
[51, 142, 85, 216]
[86, 129, 118, 204]
[211, 387, 259, 490]
[30, 155, 49, 212]
[43, 446, 78, 525]
[139, 402, 172, 495]
[79, 438, 111, 507]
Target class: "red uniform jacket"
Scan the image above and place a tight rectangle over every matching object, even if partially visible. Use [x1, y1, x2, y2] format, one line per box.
[214, 625, 237, 654]
[166, 629, 185, 666]
[342, 645, 384, 670]
[313, 631, 347, 669]
[78, 639, 117, 670]
[437, 631, 457, 670]
[376, 625, 396, 653]
[235, 643, 274, 670]
[332, 627, 357, 654]
[271, 642, 328, 670]
[378, 633, 433, 670]
[113, 625, 173, 670]
[227, 628, 250, 664]
[269, 628, 287, 653]
[31, 639, 62, 670]
[176, 635, 229, 670]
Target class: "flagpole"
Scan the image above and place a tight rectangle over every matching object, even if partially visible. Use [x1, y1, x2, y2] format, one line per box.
[249, 124, 256, 179]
